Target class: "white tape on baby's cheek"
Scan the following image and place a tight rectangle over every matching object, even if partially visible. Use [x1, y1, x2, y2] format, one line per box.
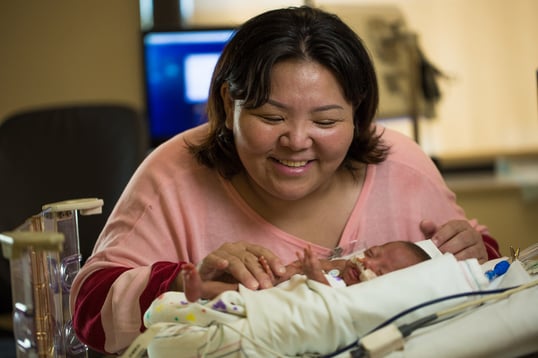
[350, 253, 378, 281]
[360, 269, 377, 281]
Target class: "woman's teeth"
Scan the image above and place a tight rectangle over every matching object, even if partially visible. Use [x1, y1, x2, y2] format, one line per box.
[278, 159, 308, 167]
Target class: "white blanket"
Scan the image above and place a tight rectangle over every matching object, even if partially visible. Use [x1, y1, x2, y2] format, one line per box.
[383, 259, 538, 358]
[131, 254, 492, 357]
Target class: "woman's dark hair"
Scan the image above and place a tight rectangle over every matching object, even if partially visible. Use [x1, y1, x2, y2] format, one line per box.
[189, 6, 389, 178]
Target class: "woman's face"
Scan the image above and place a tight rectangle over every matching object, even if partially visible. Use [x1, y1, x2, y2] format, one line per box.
[224, 60, 355, 201]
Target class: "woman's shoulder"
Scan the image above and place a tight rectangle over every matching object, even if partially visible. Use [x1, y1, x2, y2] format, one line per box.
[143, 125, 208, 168]
[375, 125, 442, 179]
[131, 124, 218, 188]
[376, 125, 424, 157]
[148, 124, 208, 157]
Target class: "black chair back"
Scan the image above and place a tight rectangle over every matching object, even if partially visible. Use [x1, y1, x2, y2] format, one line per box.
[0, 103, 149, 315]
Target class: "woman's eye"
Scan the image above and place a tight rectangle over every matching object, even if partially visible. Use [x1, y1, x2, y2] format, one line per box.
[258, 115, 283, 123]
[314, 120, 337, 127]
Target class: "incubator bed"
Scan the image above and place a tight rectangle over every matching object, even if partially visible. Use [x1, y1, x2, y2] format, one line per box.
[124, 242, 538, 358]
[3, 203, 536, 357]
[0, 198, 103, 358]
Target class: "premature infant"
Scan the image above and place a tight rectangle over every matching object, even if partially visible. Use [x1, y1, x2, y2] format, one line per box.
[183, 241, 430, 301]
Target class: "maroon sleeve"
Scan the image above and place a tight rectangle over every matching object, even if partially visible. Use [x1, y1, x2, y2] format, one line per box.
[482, 234, 502, 260]
[72, 266, 130, 354]
[138, 261, 186, 332]
[72, 261, 184, 354]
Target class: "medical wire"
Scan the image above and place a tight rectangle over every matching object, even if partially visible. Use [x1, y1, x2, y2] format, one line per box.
[349, 280, 538, 357]
[123, 281, 536, 357]
[201, 321, 293, 357]
[323, 280, 538, 358]
[365, 287, 511, 333]
[322, 287, 509, 357]
[434, 279, 538, 319]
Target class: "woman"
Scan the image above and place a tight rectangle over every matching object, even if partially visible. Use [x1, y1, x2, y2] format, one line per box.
[71, 6, 499, 354]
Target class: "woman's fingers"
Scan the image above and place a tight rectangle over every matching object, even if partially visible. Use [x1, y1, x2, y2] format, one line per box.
[198, 241, 285, 290]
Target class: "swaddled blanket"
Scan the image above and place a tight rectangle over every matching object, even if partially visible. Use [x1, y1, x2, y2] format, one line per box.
[131, 254, 488, 357]
[386, 258, 538, 358]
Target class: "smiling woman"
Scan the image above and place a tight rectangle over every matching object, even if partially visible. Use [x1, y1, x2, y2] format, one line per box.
[225, 60, 356, 207]
[70, 6, 500, 355]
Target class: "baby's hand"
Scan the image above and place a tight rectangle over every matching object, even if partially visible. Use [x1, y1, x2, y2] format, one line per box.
[182, 263, 202, 302]
[298, 246, 330, 285]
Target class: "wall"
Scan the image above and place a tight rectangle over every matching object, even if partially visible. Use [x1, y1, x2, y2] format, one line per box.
[0, 1, 144, 121]
[2, 1, 537, 158]
[397, 0, 538, 156]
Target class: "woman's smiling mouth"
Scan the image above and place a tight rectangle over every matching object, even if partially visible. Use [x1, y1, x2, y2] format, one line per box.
[276, 159, 309, 167]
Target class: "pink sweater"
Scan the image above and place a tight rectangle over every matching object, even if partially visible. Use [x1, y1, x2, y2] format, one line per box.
[70, 124, 497, 354]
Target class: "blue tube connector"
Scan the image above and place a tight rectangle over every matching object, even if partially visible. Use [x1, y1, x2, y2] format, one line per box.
[485, 260, 510, 281]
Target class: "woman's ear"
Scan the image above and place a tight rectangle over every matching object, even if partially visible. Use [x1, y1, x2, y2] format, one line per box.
[221, 83, 234, 130]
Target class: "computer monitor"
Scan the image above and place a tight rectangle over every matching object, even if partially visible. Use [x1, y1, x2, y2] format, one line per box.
[142, 28, 235, 147]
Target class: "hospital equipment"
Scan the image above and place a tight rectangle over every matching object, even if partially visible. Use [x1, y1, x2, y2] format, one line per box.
[484, 260, 510, 281]
[351, 279, 538, 358]
[3, 198, 536, 357]
[0, 231, 64, 358]
[1, 198, 103, 358]
[123, 246, 538, 358]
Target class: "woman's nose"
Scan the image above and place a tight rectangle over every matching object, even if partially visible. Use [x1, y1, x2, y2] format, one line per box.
[278, 123, 313, 150]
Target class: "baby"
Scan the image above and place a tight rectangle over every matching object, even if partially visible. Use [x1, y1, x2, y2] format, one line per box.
[183, 241, 430, 301]
[290, 240, 430, 287]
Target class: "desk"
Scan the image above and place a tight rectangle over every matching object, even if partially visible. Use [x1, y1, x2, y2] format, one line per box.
[440, 149, 538, 256]
[444, 173, 538, 256]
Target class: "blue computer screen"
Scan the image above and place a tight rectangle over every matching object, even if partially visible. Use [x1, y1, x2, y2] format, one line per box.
[142, 29, 235, 146]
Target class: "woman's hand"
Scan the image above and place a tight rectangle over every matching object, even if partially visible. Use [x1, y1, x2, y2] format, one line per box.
[197, 241, 286, 290]
[420, 219, 488, 263]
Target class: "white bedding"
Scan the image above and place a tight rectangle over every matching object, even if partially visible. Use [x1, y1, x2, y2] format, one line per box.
[124, 253, 505, 357]
[383, 259, 538, 358]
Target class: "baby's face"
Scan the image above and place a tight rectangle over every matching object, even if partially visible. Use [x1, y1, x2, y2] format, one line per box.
[340, 257, 371, 285]
[342, 242, 419, 285]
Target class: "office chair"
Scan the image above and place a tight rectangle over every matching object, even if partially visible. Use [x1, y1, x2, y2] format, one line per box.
[0, 103, 149, 356]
